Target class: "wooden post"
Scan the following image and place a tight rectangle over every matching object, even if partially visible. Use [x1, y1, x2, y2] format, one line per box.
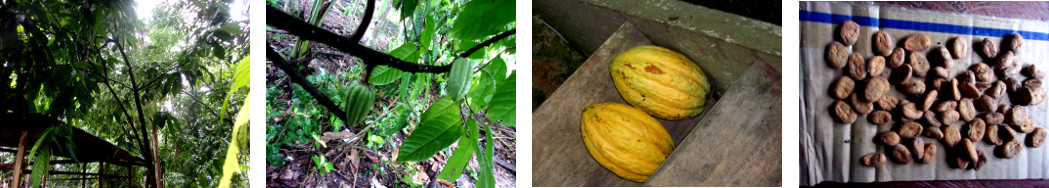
[82, 163, 87, 188]
[11, 131, 27, 188]
[98, 162, 105, 188]
[125, 166, 131, 187]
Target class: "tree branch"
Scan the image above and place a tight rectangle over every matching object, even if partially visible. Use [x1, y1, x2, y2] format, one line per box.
[180, 90, 234, 127]
[267, 44, 350, 123]
[460, 29, 516, 58]
[114, 38, 162, 188]
[266, 5, 450, 73]
[349, 0, 376, 42]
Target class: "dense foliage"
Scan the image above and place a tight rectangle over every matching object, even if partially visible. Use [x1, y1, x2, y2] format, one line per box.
[266, 0, 514, 187]
[0, 0, 249, 187]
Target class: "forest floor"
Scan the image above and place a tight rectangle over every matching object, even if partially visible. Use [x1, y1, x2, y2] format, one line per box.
[264, 0, 517, 187]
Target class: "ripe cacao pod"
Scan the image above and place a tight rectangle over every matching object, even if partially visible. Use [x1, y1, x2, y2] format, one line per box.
[580, 103, 675, 182]
[343, 81, 377, 127]
[610, 45, 711, 120]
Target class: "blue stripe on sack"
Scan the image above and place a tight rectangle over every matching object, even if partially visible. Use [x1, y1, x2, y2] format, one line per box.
[800, 10, 1049, 41]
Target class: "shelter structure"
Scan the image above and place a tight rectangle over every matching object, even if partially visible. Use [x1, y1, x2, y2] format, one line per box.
[0, 113, 146, 187]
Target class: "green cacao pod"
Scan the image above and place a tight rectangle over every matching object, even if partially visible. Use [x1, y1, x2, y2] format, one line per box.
[581, 103, 675, 182]
[343, 81, 377, 127]
[446, 58, 474, 100]
[610, 45, 711, 120]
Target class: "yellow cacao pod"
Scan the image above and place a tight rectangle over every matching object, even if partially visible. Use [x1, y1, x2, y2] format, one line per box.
[580, 103, 675, 182]
[610, 45, 711, 120]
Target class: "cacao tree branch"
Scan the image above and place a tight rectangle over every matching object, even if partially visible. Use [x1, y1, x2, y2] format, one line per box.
[349, 0, 376, 42]
[460, 29, 516, 58]
[114, 38, 162, 188]
[267, 44, 351, 123]
[267, 5, 515, 73]
[267, 5, 450, 73]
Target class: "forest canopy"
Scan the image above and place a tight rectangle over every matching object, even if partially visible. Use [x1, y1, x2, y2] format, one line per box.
[0, 0, 249, 187]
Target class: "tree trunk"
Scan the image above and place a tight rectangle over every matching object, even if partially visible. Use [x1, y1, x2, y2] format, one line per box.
[152, 122, 163, 187]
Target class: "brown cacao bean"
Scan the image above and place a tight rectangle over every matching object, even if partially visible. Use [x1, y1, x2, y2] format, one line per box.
[961, 139, 978, 161]
[941, 110, 961, 125]
[850, 94, 874, 115]
[1028, 127, 1046, 148]
[1022, 64, 1045, 79]
[903, 33, 931, 52]
[848, 53, 867, 80]
[909, 52, 930, 77]
[892, 65, 914, 84]
[1007, 33, 1023, 53]
[864, 78, 890, 101]
[972, 63, 995, 82]
[1006, 106, 1026, 126]
[897, 121, 924, 139]
[869, 110, 892, 125]
[901, 101, 924, 120]
[873, 31, 893, 56]
[980, 37, 998, 59]
[868, 56, 887, 77]
[921, 143, 937, 164]
[861, 152, 887, 167]
[833, 100, 857, 123]
[888, 47, 906, 68]
[976, 95, 997, 112]
[838, 21, 860, 45]
[877, 96, 899, 110]
[959, 98, 977, 121]
[877, 131, 901, 146]
[985, 125, 1003, 145]
[944, 125, 962, 148]
[934, 100, 958, 113]
[891, 144, 913, 164]
[923, 90, 939, 111]
[968, 119, 987, 142]
[901, 79, 926, 96]
[996, 139, 1022, 159]
[950, 36, 968, 59]
[925, 127, 945, 139]
[922, 110, 941, 127]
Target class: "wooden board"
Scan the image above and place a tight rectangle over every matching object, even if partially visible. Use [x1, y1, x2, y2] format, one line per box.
[531, 23, 712, 187]
[644, 62, 783, 187]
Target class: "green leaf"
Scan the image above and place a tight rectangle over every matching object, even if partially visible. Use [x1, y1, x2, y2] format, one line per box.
[397, 97, 463, 162]
[26, 128, 54, 162]
[437, 119, 478, 182]
[486, 71, 516, 127]
[231, 57, 250, 92]
[369, 65, 405, 85]
[446, 58, 474, 100]
[219, 22, 246, 35]
[421, 16, 436, 50]
[30, 146, 51, 188]
[467, 72, 494, 112]
[450, 0, 514, 41]
[400, 0, 418, 20]
[389, 43, 419, 63]
[476, 123, 496, 188]
[218, 90, 252, 188]
[398, 73, 412, 99]
[220, 56, 251, 125]
[483, 58, 508, 82]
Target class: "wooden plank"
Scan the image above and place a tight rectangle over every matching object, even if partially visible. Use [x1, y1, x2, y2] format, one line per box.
[532, 22, 715, 186]
[643, 62, 783, 186]
[12, 131, 26, 188]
